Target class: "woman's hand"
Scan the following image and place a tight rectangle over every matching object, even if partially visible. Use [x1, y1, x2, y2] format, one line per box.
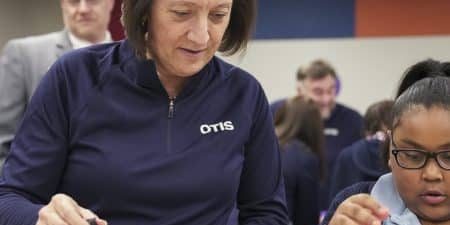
[36, 194, 107, 225]
[329, 194, 389, 225]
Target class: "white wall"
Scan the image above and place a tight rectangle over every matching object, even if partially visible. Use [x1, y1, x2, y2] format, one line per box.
[2, 1, 450, 114]
[222, 35, 450, 114]
[0, 0, 62, 49]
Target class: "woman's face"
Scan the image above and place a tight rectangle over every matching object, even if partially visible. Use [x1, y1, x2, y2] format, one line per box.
[147, 0, 232, 78]
[389, 106, 450, 223]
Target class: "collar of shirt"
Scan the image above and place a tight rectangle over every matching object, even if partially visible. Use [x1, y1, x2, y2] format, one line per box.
[68, 31, 112, 49]
[371, 173, 421, 225]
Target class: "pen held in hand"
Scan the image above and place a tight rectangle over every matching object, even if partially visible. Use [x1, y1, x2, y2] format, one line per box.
[86, 218, 97, 225]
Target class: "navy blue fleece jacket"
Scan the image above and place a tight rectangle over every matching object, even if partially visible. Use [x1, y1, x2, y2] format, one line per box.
[0, 40, 288, 225]
[329, 139, 388, 200]
[270, 99, 363, 209]
[280, 140, 320, 225]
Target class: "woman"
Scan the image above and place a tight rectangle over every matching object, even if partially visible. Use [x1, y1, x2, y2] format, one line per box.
[0, 1, 289, 225]
[323, 59, 450, 225]
[275, 96, 325, 225]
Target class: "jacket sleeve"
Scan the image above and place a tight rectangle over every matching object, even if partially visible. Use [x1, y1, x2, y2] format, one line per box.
[237, 83, 289, 225]
[295, 157, 320, 225]
[328, 148, 357, 201]
[0, 60, 70, 225]
[0, 41, 28, 165]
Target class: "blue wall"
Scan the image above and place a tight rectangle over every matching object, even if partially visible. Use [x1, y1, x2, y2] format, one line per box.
[254, 0, 355, 39]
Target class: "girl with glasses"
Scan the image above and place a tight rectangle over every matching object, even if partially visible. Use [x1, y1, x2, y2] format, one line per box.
[322, 59, 450, 225]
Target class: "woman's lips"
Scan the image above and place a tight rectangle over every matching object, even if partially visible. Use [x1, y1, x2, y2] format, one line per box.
[180, 48, 205, 57]
[420, 191, 447, 205]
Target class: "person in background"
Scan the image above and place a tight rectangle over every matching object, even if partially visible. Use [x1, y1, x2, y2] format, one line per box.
[275, 96, 325, 225]
[299, 59, 364, 209]
[328, 99, 394, 199]
[0, 0, 289, 225]
[0, 0, 115, 172]
[271, 60, 364, 209]
[323, 59, 450, 225]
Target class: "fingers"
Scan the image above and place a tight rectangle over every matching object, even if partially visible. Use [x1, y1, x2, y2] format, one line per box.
[80, 209, 107, 225]
[349, 194, 389, 219]
[36, 218, 49, 225]
[338, 200, 381, 225]
[37, 193, 107, 225]
[93, 218, 107, 225]
[329, 194, 389, 225]
[51, 194, 88, 225]
[330, 213, 367, 225]
[37, 210, 69, 225]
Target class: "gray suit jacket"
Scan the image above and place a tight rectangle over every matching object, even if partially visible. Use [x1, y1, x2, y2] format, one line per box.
[0, 30, 73, 162]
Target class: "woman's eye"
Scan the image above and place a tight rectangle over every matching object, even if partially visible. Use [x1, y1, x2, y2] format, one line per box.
[439, 152, 450, 162]
[213, 13, 226, 18]
[172, 11, 190, 17]
[210, 12, 228, 20]
[404, 152, 423, 161]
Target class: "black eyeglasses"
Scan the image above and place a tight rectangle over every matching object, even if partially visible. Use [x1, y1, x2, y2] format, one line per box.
[388, 130, 450, 170]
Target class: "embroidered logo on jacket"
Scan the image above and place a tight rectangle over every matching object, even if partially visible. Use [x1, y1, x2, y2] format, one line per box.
[324, 128, 339, 136]
[200, 121, 234, 135]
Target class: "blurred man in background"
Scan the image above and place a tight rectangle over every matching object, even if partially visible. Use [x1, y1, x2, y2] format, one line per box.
[297, 60, 364, 209]
[0, 0, 115, 171]
[271, 59, 364, 210]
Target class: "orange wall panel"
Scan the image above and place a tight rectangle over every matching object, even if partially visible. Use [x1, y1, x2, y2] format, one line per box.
[356, 0, 450, 37]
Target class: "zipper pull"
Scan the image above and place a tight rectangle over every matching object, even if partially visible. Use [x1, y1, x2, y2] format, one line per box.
[168, 97, 175, 118]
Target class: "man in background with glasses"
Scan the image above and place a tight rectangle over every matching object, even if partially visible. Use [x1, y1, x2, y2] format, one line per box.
[0, 0, 114, 172]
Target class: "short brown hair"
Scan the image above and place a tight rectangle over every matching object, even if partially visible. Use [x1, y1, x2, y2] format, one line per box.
[121, 0, 256, 58]
[297, 59, 337, 81]
[364, 100, 394, 135]
[295, 66, 305, 81]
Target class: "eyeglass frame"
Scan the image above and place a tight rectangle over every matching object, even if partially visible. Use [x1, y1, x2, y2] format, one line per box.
[388, 130, 450, 170]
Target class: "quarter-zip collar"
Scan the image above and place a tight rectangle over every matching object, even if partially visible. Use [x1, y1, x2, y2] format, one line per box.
[118, 40, 216, 99]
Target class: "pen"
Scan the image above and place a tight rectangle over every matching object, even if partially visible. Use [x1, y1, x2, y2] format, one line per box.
[86, 218, 97, 225]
